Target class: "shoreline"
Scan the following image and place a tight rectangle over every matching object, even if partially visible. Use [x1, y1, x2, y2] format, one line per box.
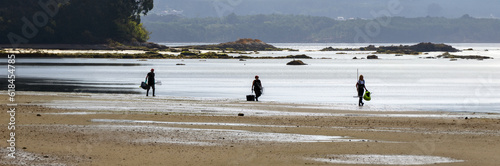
[11, 91, 500, 118]
[1, 91, 500, 165]
[1, 42, 498, 61]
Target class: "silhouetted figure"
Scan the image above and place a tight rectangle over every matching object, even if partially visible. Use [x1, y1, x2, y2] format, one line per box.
[356, 75, 368, 106]
[252, 75, 263, 101]
[146, 68, 155, 96]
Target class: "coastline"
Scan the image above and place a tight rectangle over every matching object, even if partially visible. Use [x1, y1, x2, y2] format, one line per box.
[4, 42, 492, 59]
[1, 91, 500, 165]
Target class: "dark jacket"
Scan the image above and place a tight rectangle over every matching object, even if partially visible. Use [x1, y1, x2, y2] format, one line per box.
[253, 80, 262, 91]
[147, 72, 155, 86]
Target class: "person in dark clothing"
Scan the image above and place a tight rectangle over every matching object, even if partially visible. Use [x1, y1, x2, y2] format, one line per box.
[356, 75, 368, 106]
[252, 75, 263, 101]
[146, 68, 155, 96]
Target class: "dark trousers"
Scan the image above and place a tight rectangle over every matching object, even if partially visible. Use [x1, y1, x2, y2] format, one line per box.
[357, 88, 364, 105]
[147, 84, 155, 96]
[255, 89, 262, 101]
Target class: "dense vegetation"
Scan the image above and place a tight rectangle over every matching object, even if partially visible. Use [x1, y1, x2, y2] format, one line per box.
[143, 14, 500, 43]
[0, 0, 153, 45]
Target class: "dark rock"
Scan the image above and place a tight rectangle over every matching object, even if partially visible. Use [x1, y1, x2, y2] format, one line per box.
[176, 63, 185, 65]
[320, 47, 337, 51]
[320, 45, 377, 51]
[373, 42, 459, 54]
[287, 60, 307, 65]
[36, 114, 41, 116]
[285, 54, 312, 59]
[238, 113, 244, 116]
[380, 42, 459, 52]
[437, 52, 493, 60]
[352, 57, 358, 59]
[142, 42, 169, 49]
[367, 55, 378, 59]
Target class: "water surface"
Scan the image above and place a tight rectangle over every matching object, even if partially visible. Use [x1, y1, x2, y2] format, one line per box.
[2, 43, 499, 113]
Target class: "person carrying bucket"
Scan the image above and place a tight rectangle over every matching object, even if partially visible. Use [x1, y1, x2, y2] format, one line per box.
[356, 75, 368, 106]
[145, 68, 155, 96]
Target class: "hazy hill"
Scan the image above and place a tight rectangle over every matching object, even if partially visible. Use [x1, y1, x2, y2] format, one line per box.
[151, 0, 500, 19]
[143, 14, 500, 43]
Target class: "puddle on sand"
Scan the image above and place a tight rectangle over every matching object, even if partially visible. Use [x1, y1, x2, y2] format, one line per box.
[86, 120, 377, 146]
[133, 126, 369, 145]
[91, 119, 298, 128]
[310, 154, 464, 165]
[46, 112, 105, 115]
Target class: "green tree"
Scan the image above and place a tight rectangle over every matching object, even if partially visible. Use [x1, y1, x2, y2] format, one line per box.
[0, 0, 154, 44]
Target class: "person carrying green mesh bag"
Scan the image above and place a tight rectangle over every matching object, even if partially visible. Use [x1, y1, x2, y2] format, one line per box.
[356, 75, 369, 106]
[363, 91, 371, 101]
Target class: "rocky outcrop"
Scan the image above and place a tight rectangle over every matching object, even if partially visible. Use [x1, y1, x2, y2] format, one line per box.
[437, 52, 493, 60]
[376, 42, 459, 54]
[284, 54, 312, 59]
[367, 55, 379, 59]
[286, 60, 307, 65]
[184, 38, 282, 51]
[321, 43, 459, 55]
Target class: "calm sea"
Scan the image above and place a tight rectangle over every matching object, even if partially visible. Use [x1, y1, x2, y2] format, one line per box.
[3, 43, 500, 113]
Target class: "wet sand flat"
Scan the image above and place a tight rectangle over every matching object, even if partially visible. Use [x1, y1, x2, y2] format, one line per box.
[1, 91, 500, 165]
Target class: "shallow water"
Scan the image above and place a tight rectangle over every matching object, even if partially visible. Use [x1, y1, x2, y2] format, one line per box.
[2, 43, 499, 113]
[309, 154, 464, 165]
[87, 124, 372, 145]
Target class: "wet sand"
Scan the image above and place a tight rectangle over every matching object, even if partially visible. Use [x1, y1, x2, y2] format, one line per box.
[1, 91, 500, 165]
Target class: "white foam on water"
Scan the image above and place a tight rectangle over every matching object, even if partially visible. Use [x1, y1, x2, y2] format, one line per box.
[310, 154, 464, 165]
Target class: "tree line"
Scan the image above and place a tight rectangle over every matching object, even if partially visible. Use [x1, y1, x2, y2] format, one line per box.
[143, 14, 500, 43]
[0, 0, 153, 45]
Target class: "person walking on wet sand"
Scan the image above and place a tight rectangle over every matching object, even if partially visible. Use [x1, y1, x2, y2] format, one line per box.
[252, 75, 263, 101]
[146, 68, 155, 96]
[356, 75, 368, 106]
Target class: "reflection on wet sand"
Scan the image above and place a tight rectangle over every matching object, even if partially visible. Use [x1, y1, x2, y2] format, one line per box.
[0, 77, 140, 94]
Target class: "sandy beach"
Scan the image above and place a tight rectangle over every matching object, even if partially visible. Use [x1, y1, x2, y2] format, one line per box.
[1, 91, 500, 165]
